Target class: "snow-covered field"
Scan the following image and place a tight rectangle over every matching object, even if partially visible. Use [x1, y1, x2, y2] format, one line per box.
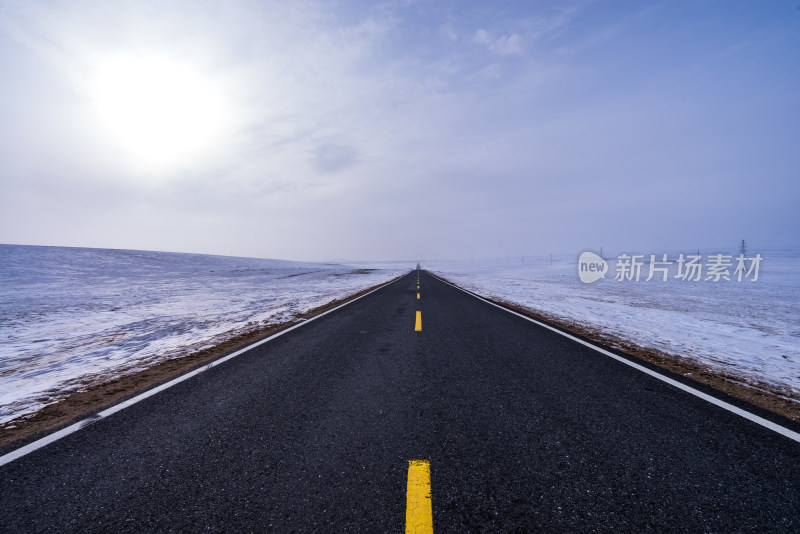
[3, 244, 797, 428]
[0, 245, 406, 425]
[425, 249, 800, 401]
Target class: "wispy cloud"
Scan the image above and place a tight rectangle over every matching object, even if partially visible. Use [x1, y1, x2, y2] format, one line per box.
[311, 143, 360, 174]
[472, 29, 524, 56]
[439, 22, 458, 42]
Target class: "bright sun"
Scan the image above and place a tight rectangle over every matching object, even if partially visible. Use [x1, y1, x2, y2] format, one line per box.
[91, 55, 231, 172]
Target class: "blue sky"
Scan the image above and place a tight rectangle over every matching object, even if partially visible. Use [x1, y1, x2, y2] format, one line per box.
[1, 0, 798, 261]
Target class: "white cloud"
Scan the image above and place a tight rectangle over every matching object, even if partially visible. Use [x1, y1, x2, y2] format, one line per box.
[472, 28, 491, 45]
[495, 33, 524, 56]
[472, 29, 524, 56]
[439, 22, 458, 41]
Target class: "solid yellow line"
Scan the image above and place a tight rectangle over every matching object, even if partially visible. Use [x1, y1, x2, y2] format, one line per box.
[415, 311, 422, 331]
[406, 460, 433, 534]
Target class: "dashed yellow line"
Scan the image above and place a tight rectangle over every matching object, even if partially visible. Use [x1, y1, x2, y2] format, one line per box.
[417, 293, 420, 299]
[415, 311, 422, 331]
[406, 460, 433, 534]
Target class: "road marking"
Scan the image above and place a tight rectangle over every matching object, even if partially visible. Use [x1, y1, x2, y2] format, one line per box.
[434, 274, 800, 444]
[417, 293, 420, 299]
[0, 272, 413, 468]
[415, 311, 422, 331]
[406, 460, 433, 534]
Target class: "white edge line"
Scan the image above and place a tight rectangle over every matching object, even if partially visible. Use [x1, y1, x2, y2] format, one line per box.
[431, 272, 800, 444]
[0, 272, 410, 468]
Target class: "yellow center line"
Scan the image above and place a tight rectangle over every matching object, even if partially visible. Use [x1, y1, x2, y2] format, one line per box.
[415, 311, 422, 331]
[406, 460, 433, 534]
[417, 293, 420, 299]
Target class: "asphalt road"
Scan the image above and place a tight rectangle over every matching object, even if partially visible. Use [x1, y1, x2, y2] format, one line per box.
[2, 270, 799, 533]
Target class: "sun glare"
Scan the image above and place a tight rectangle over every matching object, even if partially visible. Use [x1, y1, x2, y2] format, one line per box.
[91, 55, 231, 172]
